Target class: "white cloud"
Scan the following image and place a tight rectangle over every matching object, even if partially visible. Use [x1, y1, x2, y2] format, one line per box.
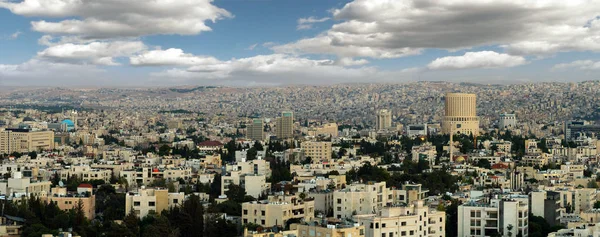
[297, 16, 330, 30]
[276, 0, 600, 59]
[553, 60, 600, 70]
[0, 0, 232, 39]
[38, 41, 146, 65]
[130, 48, 220, 66]
[246, 43, 258, 51]
[427, 51, 527, 70]
[143, 50, 394, 84]
[10, 31, 22, 39]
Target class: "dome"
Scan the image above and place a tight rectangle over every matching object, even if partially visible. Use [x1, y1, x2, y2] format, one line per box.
[61, 119, 75, 126]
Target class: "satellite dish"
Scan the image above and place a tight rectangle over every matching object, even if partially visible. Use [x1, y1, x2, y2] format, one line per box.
[59, 181, 64, 187]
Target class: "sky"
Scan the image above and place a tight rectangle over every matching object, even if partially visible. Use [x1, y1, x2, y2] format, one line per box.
[1, 0, 600, 87]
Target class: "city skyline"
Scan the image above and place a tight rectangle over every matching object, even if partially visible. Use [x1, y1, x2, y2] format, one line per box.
[1, 0, 600, 86]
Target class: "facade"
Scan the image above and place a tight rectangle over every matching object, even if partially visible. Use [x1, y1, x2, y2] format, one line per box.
[276, 111, 294, 139]
[247, 118, 264, 141]
[354, 200, 445, 237]
[0, 129, 54, 154]
[442, 93, 479, 136]
[530, 191, 561, 226]
[301, 141, 332, 162]
[315, 123, 338, 138]
[458, 196, 529, 237]
[407, 124, 428, 137]
[499, 113, 517, 129]
[242, 194, 315, 227]
[47, 186, 96, 219]
[124, 188, 185, 218]
[565, 121, 600, 141]
[290, 223, 365, 237]
[376, 109, 392, 131]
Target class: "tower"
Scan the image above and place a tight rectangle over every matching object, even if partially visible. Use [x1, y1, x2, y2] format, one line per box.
[247, 118, 264, 141]
[276, 111, 294, 139]
[442, 93, 479, 136]
[70, 110, 78, 130]
[376, 109, 392, 130]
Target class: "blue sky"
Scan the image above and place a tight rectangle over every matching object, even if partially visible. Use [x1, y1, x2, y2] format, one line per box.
[1, 0, 600, 86]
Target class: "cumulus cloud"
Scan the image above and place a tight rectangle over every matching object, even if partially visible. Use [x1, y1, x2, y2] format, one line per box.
[276, 0, 600, 59]
[130, 48, 220, 66]
[553, 60, 600, 70]
[0, 59, 104, 84]
[0, 0, 232, 39]
[297, 16, 330, 30]
[38, 41, 146, 65]
[427, 51, 527, 70]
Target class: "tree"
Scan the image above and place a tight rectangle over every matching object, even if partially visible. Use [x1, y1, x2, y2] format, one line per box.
[28, 151, 38, 159]
[588, 180, 599, 188]
[475, 159, 491, 169]
[253, 141, 264, 151]
[158, 145, 171, 156]
[247, 147, 258, 161]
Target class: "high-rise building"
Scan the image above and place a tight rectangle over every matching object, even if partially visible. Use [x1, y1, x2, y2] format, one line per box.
[499, 113, 517, 129]
[0, 128, 54, 154]
[376, 109, 392, 130]
[276, 111, 294, 139]
[301, 141, 332, 162]
[247, 118, 264, 141]
[442, 93, 479, 135]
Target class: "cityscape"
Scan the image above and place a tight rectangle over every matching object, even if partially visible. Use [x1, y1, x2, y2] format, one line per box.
[2, 0, 600, 237]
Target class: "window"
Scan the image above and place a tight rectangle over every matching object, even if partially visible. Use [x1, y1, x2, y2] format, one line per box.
[134, 201, 140, 206]
[376, 223, 379, 228]
[261, 220, 265, 225]
[382, 234, 386, 237]
[401, 231, 406, 236]
[409, 231, 414, 235]
[382, 223, 386, 228]
[337, 199, 342, 204]
[149, 202, 155, 207]
[243, 210, 248, 215]
[261, 211, 265, 216]
[401, 222, 407, 226]
[173, 199, 178, 204]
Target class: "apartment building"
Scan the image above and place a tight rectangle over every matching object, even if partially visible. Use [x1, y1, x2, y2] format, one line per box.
[47, 186, 96, 219]
[221, 171, 270, 199]
[59, 165, 112, 183]
[242, 194, 315, 227]
[124, 188, 185, 218]
[458, 196, 529, 237]
[290, 222, 364, 237]
[301, 141, 332, 162]
[353, 200, 445, 237]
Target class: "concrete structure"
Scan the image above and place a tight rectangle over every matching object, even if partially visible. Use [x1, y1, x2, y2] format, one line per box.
[442, 93, 479, 136]
[301, 141, 332, 162]
[565, 121, 600, 141]
[290, 223, 365, 237]
[315, 123, 338, 138]
[458, 196, 529, 237]
[247, 118, 264, 141]
[125, 188, 185, 218]
[242, 194, 315, 227]
[354, 200, 445, 237]
[276, 111, 294, 139]
[530, 190, 561, 226]
[407, 124, 428, 137]
[0, 128, 54, 154]
[499, 113, 517, 129]
[376, 109, 392, 131]
[47, 186, 96, 219]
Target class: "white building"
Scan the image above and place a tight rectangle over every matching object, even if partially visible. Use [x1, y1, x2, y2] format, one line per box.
[458, 196, 529, 237]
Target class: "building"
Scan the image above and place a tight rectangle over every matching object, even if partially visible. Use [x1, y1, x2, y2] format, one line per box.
[301, 141, 332, 162]
[247, 118, 264, 141]
[242, 194, 315, 227]
[47, 185, 96, 219]
[124, 188, 186, 218]
[499, 113, 517, 129]
[407, 124, 428, 137]
[353, 200, 445, 237]
[565, 121, 600, 141]
[458, 196, 529, 237]
[290, 222, 365, 237]
[276, 111, 294, 139]
[333, 181, 389, 219]
[376, 109, 392, 131]
[442, 93, 479, 136]
[0, 128, 54, 154]
[315, 123, 338, 138]
[530, 191, 561, 226]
